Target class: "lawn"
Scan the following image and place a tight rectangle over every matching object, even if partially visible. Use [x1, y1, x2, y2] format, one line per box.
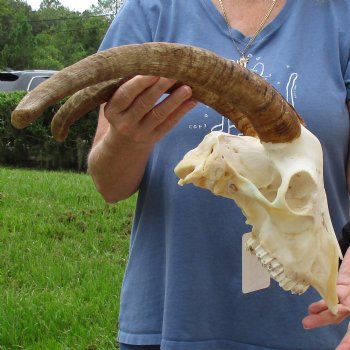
[0, 167, 136, 350]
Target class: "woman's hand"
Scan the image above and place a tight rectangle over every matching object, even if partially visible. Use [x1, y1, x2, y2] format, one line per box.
[302, 249, 350, 350]
[88, 75, 196, 203]
[103, 75, 196, 146]
[336, 323, 350, 350]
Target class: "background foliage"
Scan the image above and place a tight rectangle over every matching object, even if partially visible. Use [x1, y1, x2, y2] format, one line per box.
[0, 91, 98, 171]
[0, 0, 125, 171]
[0, 0, 124, 70]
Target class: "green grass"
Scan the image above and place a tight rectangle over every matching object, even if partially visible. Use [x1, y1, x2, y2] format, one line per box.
[0, 167, 136, 350]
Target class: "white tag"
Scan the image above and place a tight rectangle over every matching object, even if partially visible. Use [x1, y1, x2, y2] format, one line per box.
[242, 232, 270, 294]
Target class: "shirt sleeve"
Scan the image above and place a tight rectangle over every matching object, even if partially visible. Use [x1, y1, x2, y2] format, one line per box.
[99, 0, 153, 51]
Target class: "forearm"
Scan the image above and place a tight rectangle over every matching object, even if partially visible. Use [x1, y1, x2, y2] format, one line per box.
[88, 76, 194, 203]
[88, 128, 153, 203]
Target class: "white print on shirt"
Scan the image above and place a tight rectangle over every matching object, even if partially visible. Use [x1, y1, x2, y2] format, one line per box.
[250, 60, 272, 80]
[211, 116, 240, 134]
[187, 55, 299, 135]
[286, 73, 298, 107]
[188, 110, 209, 131]
[250, 55, 298, 107]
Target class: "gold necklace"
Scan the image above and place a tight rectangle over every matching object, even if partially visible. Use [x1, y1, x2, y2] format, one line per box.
[218, 0, 277, 67]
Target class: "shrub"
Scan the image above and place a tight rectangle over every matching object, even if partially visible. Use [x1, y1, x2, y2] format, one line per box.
[0, 91, 98, 171]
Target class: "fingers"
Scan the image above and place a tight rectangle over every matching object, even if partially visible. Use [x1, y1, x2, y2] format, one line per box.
[103, 75, 195, 144]
[130, 77, 180, 123]
[302, 304, 350, 329]
[307, 299, 328, 315]
[154, 99, 197, 137]
[105, 75, 160, 116]
[141, 85, 193, 131]
[105, 76, 178, 124]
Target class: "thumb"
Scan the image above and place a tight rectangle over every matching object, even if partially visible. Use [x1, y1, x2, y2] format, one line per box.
[336, 322, 350, 350]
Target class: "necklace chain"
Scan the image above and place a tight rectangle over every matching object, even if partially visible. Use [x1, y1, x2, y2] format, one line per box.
[218, 0, 277, 67]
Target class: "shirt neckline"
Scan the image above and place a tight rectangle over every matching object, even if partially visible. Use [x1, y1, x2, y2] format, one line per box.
[201, 0, 293, 47]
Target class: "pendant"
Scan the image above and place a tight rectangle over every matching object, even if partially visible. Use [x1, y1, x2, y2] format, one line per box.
[237, 56, 249, 68]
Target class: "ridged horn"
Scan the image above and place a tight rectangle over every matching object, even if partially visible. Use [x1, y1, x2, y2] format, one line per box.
[51, 78, 256, 141]
[11, 42, 302, 143]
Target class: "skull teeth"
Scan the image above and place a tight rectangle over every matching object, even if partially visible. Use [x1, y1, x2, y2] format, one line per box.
[246, 237, 309, 295]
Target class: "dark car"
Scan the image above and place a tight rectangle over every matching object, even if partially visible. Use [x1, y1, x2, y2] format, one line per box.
[0, 70, 57, 92]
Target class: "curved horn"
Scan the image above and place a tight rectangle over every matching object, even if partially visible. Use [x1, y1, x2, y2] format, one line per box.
[51, 78, 256, 141]
[51, 78, 127, 141]
[11, 42, 302, 143]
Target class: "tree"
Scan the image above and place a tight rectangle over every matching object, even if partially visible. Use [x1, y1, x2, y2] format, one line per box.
[39, 0, 64, 10]
[0, 0, 113, 70]
[31, 33, 64, 69]
[0, 0, 34, 69]
[90, 0, 124, 16]
[1, 21, 34, 69]
[0, 0, 33, 69]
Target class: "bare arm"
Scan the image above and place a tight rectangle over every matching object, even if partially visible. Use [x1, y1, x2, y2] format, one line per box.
[87, 75, 196, 203]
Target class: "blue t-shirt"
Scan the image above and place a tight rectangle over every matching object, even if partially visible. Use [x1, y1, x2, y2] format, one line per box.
[99, 0, 350, 349]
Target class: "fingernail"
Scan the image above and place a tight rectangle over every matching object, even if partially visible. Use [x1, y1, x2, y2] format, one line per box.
[180, 86, 192, 97]
[302, 321, 310, 330]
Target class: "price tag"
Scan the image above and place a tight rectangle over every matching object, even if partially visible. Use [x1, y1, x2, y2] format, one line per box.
[242, 232, 270, 293]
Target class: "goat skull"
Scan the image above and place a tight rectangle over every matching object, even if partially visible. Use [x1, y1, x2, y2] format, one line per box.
[175, 126, 342, 315]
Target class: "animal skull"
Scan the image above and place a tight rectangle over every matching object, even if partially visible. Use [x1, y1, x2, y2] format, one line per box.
[175, 125, 342, 315]
[10, 42, 339, 312]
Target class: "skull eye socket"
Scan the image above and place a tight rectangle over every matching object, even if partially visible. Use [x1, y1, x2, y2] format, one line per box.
[259, 172, 282, 203]
[285, 171, 317, 213]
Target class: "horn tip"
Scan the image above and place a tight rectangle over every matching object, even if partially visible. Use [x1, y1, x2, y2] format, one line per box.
[51, 122, 69, 142]
[11, 110, 31, 129]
